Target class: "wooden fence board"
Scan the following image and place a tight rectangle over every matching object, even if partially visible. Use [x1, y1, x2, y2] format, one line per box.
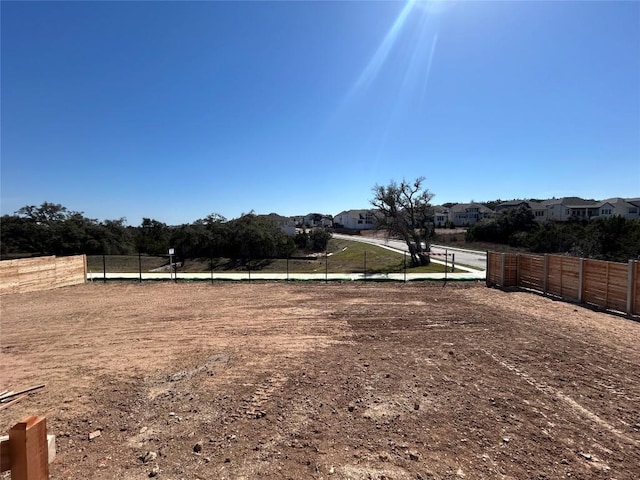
[0, 255, 86, 295]
[487, 252, 638, 316]
[504, 254, 518, 287]
[630, 262, 640, 315]
[546, 256, 580, 301]
[517, 254, 544, 290]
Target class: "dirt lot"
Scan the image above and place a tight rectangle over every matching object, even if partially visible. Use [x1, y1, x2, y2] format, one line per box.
[1, 282, 639, 480]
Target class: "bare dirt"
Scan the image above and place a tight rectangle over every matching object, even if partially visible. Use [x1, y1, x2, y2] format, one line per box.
[1, 282, 639, 480]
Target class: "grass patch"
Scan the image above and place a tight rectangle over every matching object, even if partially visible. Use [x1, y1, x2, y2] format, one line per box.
[88, 239, 463, 274]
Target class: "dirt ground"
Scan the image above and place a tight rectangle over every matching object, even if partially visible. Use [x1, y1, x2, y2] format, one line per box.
[1, 282, 639, 480]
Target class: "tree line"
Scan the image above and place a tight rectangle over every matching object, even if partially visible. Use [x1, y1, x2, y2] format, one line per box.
[466, 206, 640, 262]
[0, 202, 331, 260]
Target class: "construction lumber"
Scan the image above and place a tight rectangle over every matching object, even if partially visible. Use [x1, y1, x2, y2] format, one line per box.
[0, 395, 27, 412]
[0, 384, 45, 402]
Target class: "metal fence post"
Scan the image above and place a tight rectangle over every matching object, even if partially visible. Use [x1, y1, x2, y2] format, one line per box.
[103, 254, 106, 284]
[451, 253, 455, 273]
[444, 250, 448, 281]
[364, 251, 367, 281]
[403, 252, 407, 283]
[325, 250, 328, 283]
[138, 252, 142, 283]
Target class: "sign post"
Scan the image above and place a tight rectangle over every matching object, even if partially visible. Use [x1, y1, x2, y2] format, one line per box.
[169, 248, 175, 281]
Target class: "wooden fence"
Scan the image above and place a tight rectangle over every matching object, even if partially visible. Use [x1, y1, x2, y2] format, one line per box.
[0, 255, 86, 295]
[487, 252, 640, 316]
[0, 416, 54, 479]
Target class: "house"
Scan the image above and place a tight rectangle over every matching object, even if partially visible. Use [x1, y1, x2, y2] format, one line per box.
[494, 200, 530, 212]
[302, 213, 333, 228]
[598, 198, 640, 220]
[260, 213, 297, 235]
[497, 197, 640, 223]
[496, 200, 549, 222]
[333, 209, 377, 230]
[448, 203, 494, 226]
[433, 206, 450, 227]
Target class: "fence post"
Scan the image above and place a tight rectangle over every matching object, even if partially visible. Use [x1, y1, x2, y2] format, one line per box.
[363, 251, 367, 281]
[325, 250, 328, 284]
[516, 254, 520, 286]
[451, 253, 455, 273]
[543, 254, 548, 294]
[578, 258, 585, 303]
[403, 252, 407, 283]
[444, 250, 448, 281]
[286, 254, 289, 281]
[210, 258, 214, 285]
[102, 254, 106, 284]
[500, 253, 506, 287]
[485, 251, 490, 286]
[9, 416, 49, 480]
[138, 252, 142, 283]
[627, 260, 635, 315]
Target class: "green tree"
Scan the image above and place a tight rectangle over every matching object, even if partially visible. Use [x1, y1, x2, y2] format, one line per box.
[135, 218, 170, 255]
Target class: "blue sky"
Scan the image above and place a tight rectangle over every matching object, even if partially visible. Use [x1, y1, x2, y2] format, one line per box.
[2, 0, 639, 225]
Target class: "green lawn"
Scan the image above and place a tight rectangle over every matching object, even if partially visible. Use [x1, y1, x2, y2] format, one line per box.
[88, 239, 462, 274]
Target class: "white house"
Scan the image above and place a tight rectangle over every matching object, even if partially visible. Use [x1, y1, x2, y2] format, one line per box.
[598, 198, 640, 219]
[433, 206, 450, 227]
[497, 197, 640, 223]
[333, 209, 377, 230]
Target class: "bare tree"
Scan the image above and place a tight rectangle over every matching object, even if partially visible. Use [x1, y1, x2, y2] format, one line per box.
[371, 177, 434, 266]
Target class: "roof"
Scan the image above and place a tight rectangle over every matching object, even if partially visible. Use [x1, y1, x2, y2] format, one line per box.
[334, 209, 376, 217]
[449, 203, 494, 214]
[496, 200, 529, 208]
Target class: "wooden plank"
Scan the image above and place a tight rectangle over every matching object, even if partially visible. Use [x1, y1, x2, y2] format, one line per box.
[0, 395, 27, 412]
[1, 255, 86, 294]
[0, 436, 9, 473]
[0, 384, 45, 402]
[631, 261, 640, 315]
[9, 416, 49, 480]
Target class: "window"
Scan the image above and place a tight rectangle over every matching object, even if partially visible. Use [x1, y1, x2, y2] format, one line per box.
[601, 208, 612, 215]
[535, 211, 545, 217]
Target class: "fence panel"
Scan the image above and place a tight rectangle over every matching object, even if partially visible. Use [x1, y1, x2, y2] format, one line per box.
[487, 252, 638, 316]
[487, 252, 502, 285]
[518, 254, 544, 290]
[546, 255, 580, 302]
[0, 255, 86, 295]
[583, 259, 627, 313]
[504, 254, 518, 287]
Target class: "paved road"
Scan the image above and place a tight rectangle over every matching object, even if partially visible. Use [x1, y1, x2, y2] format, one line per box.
[332, 233, 487, 270]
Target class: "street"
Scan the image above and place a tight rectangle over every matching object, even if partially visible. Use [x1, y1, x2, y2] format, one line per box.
[332, 233, 487, 270]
